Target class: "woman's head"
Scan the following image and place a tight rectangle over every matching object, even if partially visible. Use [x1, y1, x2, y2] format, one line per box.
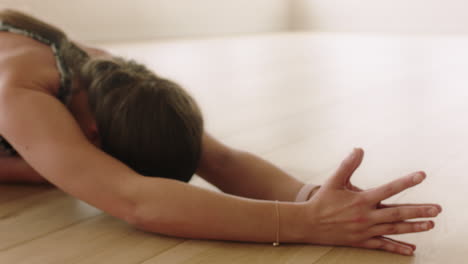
[78, 58, 204, 182]
[0, 9, 204, 181]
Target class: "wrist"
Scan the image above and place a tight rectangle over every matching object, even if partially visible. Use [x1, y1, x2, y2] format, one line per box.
[277, 202, 308, 243]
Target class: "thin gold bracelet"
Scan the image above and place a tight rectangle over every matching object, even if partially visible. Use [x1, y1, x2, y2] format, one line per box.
[273, 200, 280, 246]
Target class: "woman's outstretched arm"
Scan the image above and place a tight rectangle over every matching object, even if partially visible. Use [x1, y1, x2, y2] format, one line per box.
[195, 137, 443, 253]
[0, 87, 441, 255]
[197, 134, 306, 202]
[0, 85, 305, 244]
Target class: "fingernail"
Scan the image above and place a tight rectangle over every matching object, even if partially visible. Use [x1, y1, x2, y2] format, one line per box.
[412, 173, 425, 184]
[421, 222, 430, 230]
[427, 207, 438, 216]
[403, 248, 413, 255]
[346, 149, 356, 160]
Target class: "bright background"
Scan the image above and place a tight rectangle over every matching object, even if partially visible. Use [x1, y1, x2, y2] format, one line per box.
[1, 0, 468, 43]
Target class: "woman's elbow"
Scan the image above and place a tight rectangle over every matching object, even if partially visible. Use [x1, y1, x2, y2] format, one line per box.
[128, 203, 183, 237]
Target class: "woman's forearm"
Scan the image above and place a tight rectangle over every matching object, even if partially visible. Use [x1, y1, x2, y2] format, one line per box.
[129, 177, 306, 243]
[200, 150, 306, 201]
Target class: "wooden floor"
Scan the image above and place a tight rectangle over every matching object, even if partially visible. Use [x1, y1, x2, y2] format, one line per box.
[1, 32, 466, 263]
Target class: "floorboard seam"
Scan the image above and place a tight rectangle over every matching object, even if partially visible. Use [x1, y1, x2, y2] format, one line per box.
[0, 212, 103, 252]
[135, 239, 191, 264]
[310, 247, 336, 264]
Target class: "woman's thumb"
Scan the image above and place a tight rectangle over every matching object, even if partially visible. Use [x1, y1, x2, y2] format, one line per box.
[324, 148, 364, 189]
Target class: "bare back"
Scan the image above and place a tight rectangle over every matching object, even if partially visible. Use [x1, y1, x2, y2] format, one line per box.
[0, 31, 60, 96]
[0, 30, 109, 182]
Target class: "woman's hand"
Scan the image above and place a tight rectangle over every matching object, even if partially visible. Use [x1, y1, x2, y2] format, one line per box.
[301, 148, 441, 255]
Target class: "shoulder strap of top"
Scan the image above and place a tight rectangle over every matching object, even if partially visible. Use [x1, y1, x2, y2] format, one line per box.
[0, 21, 71, 104]
[0, 20, 73, 105]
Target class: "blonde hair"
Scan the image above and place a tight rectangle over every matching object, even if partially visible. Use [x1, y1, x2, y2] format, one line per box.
[0, 9, 204, 181]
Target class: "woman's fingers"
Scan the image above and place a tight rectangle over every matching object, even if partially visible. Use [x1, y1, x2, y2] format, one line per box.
[352, 237, 414, 256]
[369, 220, 434, 237]
[370, 206, 440, 223]
[379, 236, 416, 250]
[324, 148, 364, 189]
[365, 171, 426, 203]
[379, 203, 442, 212]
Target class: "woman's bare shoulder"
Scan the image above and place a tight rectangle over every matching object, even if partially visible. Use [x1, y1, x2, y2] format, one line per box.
[0, 33, 60, 95]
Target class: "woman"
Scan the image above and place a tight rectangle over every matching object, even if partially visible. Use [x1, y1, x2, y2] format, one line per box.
[0, 9, 441, 256]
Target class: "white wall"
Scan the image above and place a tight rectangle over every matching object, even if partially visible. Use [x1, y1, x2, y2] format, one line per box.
[290, 0, 468, 34]
[2, 0, 468, 43]
[0, 0, 289, 43]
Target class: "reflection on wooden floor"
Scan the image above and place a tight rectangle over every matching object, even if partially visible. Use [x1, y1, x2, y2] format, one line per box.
[1, 32, 466, 263]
